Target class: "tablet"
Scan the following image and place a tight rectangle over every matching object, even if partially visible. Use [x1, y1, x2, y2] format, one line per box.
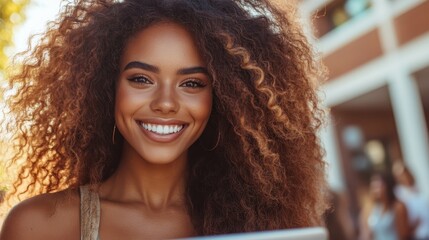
[178, 227, 328, 240]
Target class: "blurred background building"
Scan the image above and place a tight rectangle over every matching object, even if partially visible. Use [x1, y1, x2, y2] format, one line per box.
[297, 0, 429, 238]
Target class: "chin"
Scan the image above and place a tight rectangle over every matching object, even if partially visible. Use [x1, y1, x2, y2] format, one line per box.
[140, 149, 187, 165]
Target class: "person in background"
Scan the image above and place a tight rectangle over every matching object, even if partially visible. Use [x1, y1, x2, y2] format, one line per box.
[359, 171, 411, 240]
[393, 162, 429, 240]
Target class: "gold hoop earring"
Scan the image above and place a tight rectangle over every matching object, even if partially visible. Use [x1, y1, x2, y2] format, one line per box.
[204, 131, 221, 151]
[112, 125, 116, 144]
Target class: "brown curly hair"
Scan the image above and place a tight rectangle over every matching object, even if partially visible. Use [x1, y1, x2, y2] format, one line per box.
[2, 0, 328, 235]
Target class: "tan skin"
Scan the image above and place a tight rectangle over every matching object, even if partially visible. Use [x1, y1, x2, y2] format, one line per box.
[0, 22, 212, 240]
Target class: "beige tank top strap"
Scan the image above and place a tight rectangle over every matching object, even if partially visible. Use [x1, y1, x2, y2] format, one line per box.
[80, 185, 101, 240]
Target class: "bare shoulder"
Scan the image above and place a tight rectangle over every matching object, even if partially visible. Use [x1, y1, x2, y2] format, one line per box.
[0, 188, 80, 240]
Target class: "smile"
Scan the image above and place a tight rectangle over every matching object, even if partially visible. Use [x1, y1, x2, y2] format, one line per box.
[140, 123, 184, 135]
[136, 120, 188, 143]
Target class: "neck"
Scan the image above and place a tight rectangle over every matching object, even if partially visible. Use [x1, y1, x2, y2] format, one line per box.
[100, 143, 189, 211]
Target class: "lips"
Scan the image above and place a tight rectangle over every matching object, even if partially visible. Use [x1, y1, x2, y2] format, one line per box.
[136, 119, 188, 143]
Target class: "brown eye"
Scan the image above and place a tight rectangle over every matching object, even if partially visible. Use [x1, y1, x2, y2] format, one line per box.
[180, 79, 206, 88]
[127, 75, 153, 85]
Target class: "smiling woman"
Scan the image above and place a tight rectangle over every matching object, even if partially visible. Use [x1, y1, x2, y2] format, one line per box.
[0, 0, 328, 239]
[115, 23, 212, 167]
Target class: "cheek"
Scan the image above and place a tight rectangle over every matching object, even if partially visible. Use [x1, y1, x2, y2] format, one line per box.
[115, 81, 143, 115]
[188, 91, 212, 123]
[115, 83, 130, 119]
[114, 81, 144, 128]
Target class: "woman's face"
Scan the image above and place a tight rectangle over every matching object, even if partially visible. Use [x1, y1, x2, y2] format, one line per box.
[370, 175, 386, 201]
[115, 22, 212, 165]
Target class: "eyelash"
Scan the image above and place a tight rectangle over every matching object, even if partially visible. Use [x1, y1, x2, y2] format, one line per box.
[127, 76, 207, 89]
[127, 75, 152, 85]
[180, 79, 207, 88]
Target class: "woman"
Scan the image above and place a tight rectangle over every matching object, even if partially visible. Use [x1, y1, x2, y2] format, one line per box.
[359, 172, 410, 240]
[0, 0, 327, 239]
[393, 162, 429, 240]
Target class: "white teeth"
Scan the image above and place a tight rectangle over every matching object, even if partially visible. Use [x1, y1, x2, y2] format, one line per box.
[156, 125, 163, 133]
[140, 122, 184, 135]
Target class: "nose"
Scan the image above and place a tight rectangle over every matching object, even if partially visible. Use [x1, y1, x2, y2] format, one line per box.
[149, 83, 179, 114]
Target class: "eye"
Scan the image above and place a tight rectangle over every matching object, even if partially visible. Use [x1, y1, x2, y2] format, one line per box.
[127, 75, 153, 85]
[180, 79, 207, 88]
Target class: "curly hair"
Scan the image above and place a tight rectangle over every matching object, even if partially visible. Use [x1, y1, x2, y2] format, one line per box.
[2, 0, 328, 235]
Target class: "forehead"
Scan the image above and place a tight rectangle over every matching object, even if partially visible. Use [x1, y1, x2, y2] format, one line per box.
[120, 22, 205, 69]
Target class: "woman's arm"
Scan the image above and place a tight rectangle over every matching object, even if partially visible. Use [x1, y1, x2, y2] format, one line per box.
[358, 204, 372, 240]
[394, 201, 411, 240]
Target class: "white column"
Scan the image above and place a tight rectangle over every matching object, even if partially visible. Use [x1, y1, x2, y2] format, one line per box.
[389, 73, 429, 198]
[320, 114, 346, 192]
[372, 0, 429, 198]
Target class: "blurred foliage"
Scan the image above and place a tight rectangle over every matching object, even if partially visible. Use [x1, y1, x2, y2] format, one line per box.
[1, 0, 29, 191]
[0, 0, 30, 73]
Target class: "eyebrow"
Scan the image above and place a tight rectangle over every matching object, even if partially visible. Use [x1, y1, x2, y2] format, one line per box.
[123, 61, 208, 75]
[123, 61, 159, 73]
[177, 66, 208, 75]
